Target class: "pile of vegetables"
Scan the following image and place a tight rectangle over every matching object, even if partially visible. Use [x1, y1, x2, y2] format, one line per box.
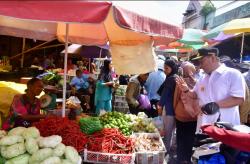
[79, 117, 103, 135]
[115, 85, 127, 96]
[41, 71, 62, 86]
[134, 133, 164, 152]
[100, 112, 132, 136]
[0, 127, 81, 164]
[129, 112, 157, 133]
[33, 116, 87, 152]
[88, 128, 134, 154]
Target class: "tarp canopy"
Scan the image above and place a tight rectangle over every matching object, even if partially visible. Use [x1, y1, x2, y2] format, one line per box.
[0, 1, 183, 46]
[61, 44, 110, 58]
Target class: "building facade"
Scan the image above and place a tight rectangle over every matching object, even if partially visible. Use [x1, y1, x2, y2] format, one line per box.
[182, 0, 250, 30]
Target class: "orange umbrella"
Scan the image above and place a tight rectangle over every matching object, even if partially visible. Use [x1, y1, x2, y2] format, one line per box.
[168, 41, 184, 48]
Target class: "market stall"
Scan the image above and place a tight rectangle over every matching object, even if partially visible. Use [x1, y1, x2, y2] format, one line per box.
[0, 111, 166, 164]
[0, 1, 183, 118]
[0, 1, 182, 163]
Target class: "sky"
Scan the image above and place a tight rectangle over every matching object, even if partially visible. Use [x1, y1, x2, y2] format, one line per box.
[113, 1, 233, 26]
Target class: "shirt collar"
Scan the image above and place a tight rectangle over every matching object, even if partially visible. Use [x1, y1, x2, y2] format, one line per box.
[214, 64, 227, 74]
[204, 64, 226, 77]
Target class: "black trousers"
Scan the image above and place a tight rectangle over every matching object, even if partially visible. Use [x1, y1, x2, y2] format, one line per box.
[147, 99, 159, 118]
[128, 105, 145, 115]
[129, 100, 158, 118]
[176, 119, 197, 163]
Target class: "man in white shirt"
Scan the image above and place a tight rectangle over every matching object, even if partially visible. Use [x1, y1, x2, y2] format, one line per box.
[176, 48, 245, 133]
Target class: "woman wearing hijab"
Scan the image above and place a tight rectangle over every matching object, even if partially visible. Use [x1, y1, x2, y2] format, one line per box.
[174, 62, 199, 164]
[158, 59, 178, 154]
[94, 59, 114, 115]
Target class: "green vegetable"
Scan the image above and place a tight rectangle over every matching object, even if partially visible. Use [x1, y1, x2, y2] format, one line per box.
[29, 148, 53, 163]
[100, 112, 132, 135]
[1, 143, 26, 159]
[0, 135, 24, 146]
[22, 127, 40, 139]
[40, 156, 61, 164]
[25, 137, 38, 154]
[53, 143, 65, 157]
[0, 155, 5, 164]
[61, 159, 74, 164]
[79, 117, 103, 135]
[65, 146, 79, 163]
[38, 135, 62, 148]
[5, 153, 30, 164]
[8, 127, 26, 136]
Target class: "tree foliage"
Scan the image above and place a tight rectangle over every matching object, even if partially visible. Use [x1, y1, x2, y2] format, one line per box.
[200, 1, 216, 16]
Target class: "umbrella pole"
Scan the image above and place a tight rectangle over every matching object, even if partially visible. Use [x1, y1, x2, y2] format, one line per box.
[99, 48, 102, 58]
[240, 32, 245, 63]
[62, 23, 69, 117]
[21, 38, 25, 68]
[89, 58, 91, 72]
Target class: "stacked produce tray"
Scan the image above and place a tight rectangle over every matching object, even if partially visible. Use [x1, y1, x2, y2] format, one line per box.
[113, 95, 129, 113]
[46, 108, 70, 116]
[113, 85, 129, 113]
[81, 149, 135, 164]
[132, 133, 166, 164]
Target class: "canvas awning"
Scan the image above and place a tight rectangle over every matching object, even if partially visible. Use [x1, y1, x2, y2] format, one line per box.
[0, 1, 183, 46]
[0, 1, 183, 116]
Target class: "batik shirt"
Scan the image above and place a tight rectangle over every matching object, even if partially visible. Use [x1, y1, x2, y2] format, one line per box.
[2, 94, 41, 130]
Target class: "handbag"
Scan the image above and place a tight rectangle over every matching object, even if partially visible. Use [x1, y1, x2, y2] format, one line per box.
[174, 85, 200, 122]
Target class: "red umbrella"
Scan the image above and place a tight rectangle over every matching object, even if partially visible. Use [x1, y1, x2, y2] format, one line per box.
[0, 1, 182, 46]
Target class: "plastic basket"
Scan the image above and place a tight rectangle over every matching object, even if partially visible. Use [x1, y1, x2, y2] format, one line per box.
[113, 106, 129, 114]
[81, 149, 135, 164]
[132, 133, 166, 164]
[113, 102, 129, 108]
[114, 95, 127, 103]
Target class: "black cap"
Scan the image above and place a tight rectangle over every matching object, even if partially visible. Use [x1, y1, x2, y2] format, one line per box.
[192, 48, 219, 60]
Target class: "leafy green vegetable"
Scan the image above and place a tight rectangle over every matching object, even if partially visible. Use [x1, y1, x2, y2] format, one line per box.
[0, 155, 5, 164]
[79, 117, 103, 135]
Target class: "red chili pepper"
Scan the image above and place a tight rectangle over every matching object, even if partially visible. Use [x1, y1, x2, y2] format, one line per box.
[33, 116, 87, 152]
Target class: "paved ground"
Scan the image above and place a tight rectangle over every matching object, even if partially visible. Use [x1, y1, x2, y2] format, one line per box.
[164, 145, 178, 164]
[164, 133, 178, 164]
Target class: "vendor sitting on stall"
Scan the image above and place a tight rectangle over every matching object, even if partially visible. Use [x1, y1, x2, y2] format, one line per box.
[2, 78, 46, 130]
[70, 69, 92, 95]
[70, 69, 95, 111]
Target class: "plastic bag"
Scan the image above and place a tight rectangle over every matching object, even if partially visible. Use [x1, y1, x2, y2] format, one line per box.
[137, 94, 151, 110]
[152, 116, 164, 136]
[66, 96, 81, 110]
[198, 153, 226, 164]
[99, 109, 106, 116]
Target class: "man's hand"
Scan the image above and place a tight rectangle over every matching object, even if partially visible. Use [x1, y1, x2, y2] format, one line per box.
[88, 76, 94, 82]
[71, 87, 76, 95]
[176, 76, 189, 92]
[157, 105, 163, 116]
